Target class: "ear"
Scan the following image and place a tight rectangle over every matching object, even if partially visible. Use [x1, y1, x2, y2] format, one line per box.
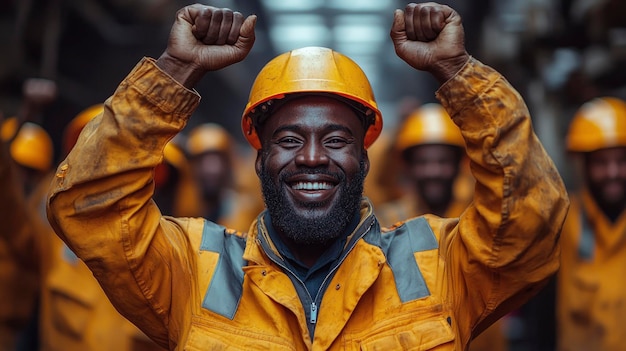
[255, 150, 263, 177]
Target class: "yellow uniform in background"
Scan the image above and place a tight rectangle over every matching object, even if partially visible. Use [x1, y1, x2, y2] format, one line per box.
[557, 97, 626, 351]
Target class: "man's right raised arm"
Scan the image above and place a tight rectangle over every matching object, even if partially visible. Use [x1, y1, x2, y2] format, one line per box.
[46, 5, 256, 348]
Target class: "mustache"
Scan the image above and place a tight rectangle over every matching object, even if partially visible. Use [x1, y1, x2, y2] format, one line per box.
[279, 168, 345, 183]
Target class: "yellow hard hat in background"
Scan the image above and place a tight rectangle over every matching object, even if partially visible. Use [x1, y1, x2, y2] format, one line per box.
[395, 103, 464, 152]
[242, 46, 382, 150]
[8, 121, 54, 171]
[186, 123, 232, 156]
[566, 97, 626, 152]
[1, 116, 19, 141]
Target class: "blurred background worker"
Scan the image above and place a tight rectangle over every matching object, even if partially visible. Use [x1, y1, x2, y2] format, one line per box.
[0, 120, 53, 197]
[185, 122, 263, 233]
[557, 97, 626, 351]
[375, 103, 472, 224]
[0, 120, 53, 351]
[0, 78, 57, 351]
[375, 103, 507, 351]
[0, 99, 169, 351]
[0, 112, 42, 351]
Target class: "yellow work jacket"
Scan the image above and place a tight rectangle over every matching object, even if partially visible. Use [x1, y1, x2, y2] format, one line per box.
[375, 169, 507, 351]
[47, 57, 568, 351]
[557, 190, 626, 351]
[37, 214, 167, 351]
[1, 146, 167, 350]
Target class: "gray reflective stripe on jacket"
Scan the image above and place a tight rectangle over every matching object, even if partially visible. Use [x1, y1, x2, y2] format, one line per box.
[199, 216, 438, 319]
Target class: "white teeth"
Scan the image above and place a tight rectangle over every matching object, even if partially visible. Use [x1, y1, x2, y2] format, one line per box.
[292, 182, 333, 190]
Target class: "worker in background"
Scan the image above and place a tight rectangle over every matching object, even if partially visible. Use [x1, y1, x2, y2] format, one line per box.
[0, 78, 58, 351]
[375, 103, 507, 351]
[363, 96, 421, 208]
[0, 119, 53, 197]
[0, 112, 41, 351]
[375, 103, 472, 224]
[186, 123, 262, 232]
[557, 96, 626, 351]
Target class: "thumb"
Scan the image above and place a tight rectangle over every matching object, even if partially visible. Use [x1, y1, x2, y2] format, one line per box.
[390, 9, 406, 42]
[237, 15, 257, 50]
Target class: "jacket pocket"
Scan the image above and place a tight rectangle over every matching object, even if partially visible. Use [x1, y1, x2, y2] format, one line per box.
[347, 313, 455, 351]
[183, 318, 297, 351]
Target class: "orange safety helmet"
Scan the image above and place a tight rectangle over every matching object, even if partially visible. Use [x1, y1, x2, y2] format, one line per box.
[3, 120, 54, 171]
[63, 104, 104, 155]
[186, 123, 232, 156]
[566, 97, 626, 152]
[395, 103, 464, 152]
[242, 46, 382, 150]
[0, 116, 19, 141]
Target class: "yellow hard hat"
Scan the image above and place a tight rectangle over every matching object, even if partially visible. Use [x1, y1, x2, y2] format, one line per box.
[163, 141, 187, 169]
[63, 104, 104, 155]
[1, 116, 19, 141]
[566, 97, 626, 152]
[186, 123, 232, 156]
[9, 122, 54, 171]
[395, 103, 464, 152]
[242, 46, 382, 150]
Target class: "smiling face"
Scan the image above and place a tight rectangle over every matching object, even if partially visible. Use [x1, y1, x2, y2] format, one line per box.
[255, 95, 369, 248]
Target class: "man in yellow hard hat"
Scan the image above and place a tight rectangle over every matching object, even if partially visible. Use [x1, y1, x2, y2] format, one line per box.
[1, 119, 54, 197]
[0, 78, 57, 351]
[186, 123, 262, 232]
[47, 3, 568, 350]
[0, 113, 41, 351]
[556, 97, 626, 351]
[376, 103, 508, 351]
[376, 103, 471, 224]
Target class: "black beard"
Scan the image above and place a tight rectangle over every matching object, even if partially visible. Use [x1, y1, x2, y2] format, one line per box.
[259, 159, 366, 247]
[587, 180, 626, 222]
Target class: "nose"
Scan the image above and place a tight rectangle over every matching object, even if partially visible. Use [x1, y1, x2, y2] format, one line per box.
[294, 140, 329, 167]
[606, 160, 620, 179]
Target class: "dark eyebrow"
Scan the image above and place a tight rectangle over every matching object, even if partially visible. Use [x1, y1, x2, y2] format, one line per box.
[272, 123, 354, 137]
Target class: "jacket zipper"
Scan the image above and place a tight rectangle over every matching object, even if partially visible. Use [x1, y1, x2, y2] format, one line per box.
[263, 216, 376, 328]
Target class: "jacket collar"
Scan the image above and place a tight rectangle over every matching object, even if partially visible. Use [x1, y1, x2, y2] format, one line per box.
[243, 198, 377, 266]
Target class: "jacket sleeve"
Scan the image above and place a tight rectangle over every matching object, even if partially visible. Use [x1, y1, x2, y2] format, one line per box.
[434, 57, 569, 343]
[46, 58, 201, 349]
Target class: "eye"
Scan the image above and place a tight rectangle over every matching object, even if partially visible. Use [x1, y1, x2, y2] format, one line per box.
[324, 137, 352, 149]
[275, 136, 302, 148]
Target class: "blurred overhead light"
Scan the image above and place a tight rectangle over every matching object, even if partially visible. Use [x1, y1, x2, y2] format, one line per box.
[269, 16, 331, 53]
[261, 0, 324, 12]
[327, 0, 393, 11]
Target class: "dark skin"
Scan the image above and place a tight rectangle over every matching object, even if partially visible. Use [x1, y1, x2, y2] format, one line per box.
[255, 96, 368, 266]
[585, 146, 626, 222]
[403, 143, 462, 216]
[154, 2, 470, 265]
